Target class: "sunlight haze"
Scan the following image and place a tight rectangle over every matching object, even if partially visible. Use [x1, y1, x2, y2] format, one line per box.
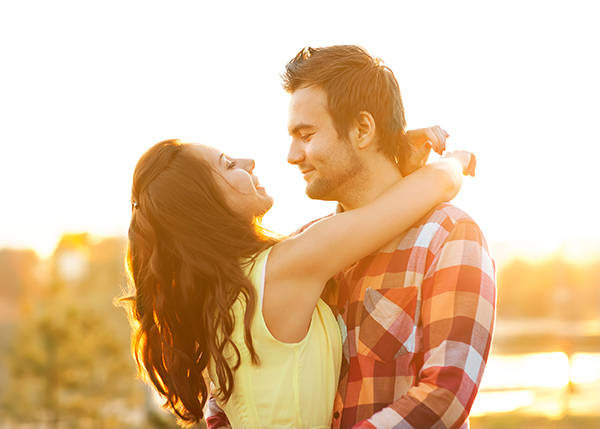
[1, 0, 599, 258]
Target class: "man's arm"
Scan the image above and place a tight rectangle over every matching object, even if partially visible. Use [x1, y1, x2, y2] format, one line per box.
[355, 218, 496, 429]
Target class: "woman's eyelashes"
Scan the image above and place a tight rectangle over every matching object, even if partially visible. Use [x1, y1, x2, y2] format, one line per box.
[224, 157, 237, 169]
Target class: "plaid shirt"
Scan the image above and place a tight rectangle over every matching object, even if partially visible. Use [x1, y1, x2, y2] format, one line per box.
[206, 203, 496, 429]
[323, 203, 496, 429]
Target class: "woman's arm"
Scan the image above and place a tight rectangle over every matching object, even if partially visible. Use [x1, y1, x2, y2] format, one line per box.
[274, 150, 473, 283]
[264, 151, 474, 342]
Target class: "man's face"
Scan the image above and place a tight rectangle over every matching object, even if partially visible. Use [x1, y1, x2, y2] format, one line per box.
[287, 86, 363, 202]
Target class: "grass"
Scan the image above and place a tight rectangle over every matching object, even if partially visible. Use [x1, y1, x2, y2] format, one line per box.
[471, 414, 600, 429]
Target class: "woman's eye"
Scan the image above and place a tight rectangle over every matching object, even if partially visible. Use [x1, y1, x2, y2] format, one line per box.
[227, 160, 237, 169]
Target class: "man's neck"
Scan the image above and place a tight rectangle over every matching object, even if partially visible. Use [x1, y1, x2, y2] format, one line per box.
[338, 159, 403, 212]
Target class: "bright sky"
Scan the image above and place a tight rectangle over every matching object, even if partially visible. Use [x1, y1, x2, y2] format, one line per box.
[1, 0, 599, 259]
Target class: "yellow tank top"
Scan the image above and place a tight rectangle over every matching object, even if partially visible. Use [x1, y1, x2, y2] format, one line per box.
[208, 247, 342, 428]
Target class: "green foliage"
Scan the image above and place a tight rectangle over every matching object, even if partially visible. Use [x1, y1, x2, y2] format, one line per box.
[497, 256, 600, 320]
[3, 300, 138, 427]
[0, 234, 180, 428]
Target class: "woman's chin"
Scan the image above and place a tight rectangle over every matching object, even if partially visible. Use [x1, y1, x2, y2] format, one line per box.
[255, 198, 274, 219]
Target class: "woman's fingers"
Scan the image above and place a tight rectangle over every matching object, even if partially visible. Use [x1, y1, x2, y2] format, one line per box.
[465, 153, 476, 177]
[428, 125, 448, 155]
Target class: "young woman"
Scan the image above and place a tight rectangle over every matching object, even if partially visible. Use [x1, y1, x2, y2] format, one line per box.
[121, 139, 475, 428]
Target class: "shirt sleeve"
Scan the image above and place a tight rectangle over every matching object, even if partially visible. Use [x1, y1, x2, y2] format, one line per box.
[205, 387, 231, 429]
[354, 218, 496, 429]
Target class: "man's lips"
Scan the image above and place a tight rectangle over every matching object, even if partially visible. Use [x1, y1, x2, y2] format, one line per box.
[301, 168, 315, 179]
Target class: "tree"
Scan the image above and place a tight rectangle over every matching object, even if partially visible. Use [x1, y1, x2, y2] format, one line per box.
[0, 234, 165, 428]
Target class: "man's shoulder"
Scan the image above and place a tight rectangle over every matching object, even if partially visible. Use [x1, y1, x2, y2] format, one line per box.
[420, 202, 476, 229]
[394, 203, 483, 252]
[291, 214, 335, 237]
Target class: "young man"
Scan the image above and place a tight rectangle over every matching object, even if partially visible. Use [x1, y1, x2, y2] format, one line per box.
[286, 45, 494, 429]
[208, 45, 495, 429]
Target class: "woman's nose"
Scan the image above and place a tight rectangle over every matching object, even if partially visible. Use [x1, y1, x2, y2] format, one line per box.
[241, 158, 255, 172]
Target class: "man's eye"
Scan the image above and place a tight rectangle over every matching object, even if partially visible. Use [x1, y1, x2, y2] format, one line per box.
[301, 133, 313, 142]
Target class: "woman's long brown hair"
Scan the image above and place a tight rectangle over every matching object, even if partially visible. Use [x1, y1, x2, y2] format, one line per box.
[118, 140, 278, 426]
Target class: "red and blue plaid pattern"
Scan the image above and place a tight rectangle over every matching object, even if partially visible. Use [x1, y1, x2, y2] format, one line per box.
[327, 203, 496, 429]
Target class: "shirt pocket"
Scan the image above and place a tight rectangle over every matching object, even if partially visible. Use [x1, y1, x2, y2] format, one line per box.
[357, 286, 418, 363]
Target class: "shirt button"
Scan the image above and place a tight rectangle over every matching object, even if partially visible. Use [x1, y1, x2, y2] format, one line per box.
[334, 412, 340, 419]
[339, 307, 345, 315]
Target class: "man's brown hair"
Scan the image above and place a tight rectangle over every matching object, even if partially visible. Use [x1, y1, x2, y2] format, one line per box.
[282, 45, 408, 169]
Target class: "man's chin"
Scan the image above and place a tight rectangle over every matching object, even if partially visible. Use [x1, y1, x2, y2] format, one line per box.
[305, 182, 335, 201]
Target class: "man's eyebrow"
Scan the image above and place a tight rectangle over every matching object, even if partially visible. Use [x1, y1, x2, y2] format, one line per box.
[289, 123, 315, 135]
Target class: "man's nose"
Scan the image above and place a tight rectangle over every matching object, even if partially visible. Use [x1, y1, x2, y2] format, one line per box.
[287, 139, 304, 165]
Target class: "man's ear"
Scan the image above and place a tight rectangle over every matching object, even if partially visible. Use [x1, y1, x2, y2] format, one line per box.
[352, 111, 376, 149]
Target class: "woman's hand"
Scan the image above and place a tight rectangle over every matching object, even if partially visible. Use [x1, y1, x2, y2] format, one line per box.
[402, 126, 448, 176]
[441, 150, 477, 177]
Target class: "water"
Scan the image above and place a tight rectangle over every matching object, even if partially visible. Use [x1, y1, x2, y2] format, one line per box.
[472, 352, 600, 417]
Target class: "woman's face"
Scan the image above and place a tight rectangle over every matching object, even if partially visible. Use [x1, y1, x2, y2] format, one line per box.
[191, 144, 274, 220]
